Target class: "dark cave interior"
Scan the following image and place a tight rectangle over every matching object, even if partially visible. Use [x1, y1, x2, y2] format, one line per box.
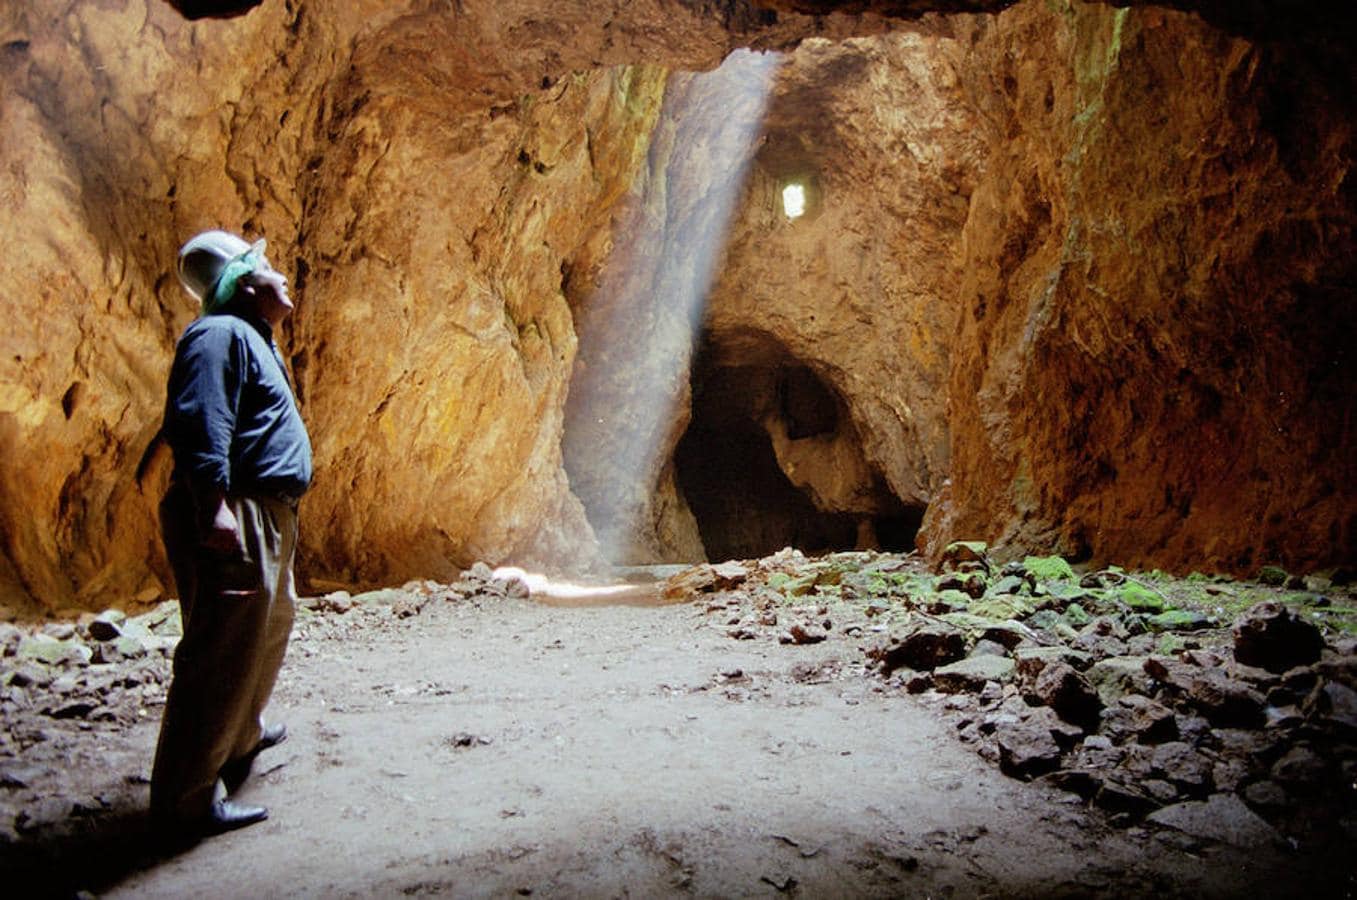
[675, 336, 921, 561]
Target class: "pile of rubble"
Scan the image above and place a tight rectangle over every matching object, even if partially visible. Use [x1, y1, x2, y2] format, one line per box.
[670, 544, 1357, 845]
[0, 605, 179, 752]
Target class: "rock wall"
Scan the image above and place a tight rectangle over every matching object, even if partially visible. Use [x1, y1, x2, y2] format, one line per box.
[919, 1, 1357, 574]
[695, 31, 979, 556]
[1, 0, 1353, 614]
[0, 0, 914, 614]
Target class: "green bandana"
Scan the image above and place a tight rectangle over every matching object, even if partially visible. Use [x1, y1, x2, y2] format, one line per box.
[203, 241, 266, 316]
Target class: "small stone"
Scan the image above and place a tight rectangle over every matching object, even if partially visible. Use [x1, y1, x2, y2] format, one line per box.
[1303, 679, 1357, 736]
[322, 591, 355, 613]
[933, 656, 1016, 693]
[1174, 714, 1211, 745]
[968, 639, 1009, 659]
[1147, 609, 1212, 632]
[1124, 634, 1155, 655]
[1145, 657, 1268, 728]
[1062, 604, 1092, 628]
[780, 623, 827, 645]
[1269, 745, 1329, 793]
[1093, 778, 1160, 818]
[391, 596, 425, 619]
[905, 673, 932, 693]
[995, 714, 1063, 779]
[1150, 742, 1213, 795]
[42, 623, 77, 641]
[1242, 780, 1289, 811]
[1255, 566, 1289, 587]
[1014, 646, 1094, 677]
[1030, 662, 1101, 731]
[710, 561, 750, 589]
[941, 541, 990, 572]
[0, 762, 49, 789]
[934, 571, 987, 599]
[1211, 757, 1252, 793]
[967, 597, 1030, 621]
[987, 574, 1025, 596]
[1142, 778, 1182, 804]
[15, 796, 72, 835]
[1116, 582, 1165, 612]
[17, 635, 92, 668]
[86, 610, 127, 642]
[1045, 768, 1102, 800]
[1085, 656, 1156, 704]
[1022, 555, 1076, 582]
[50, 700, 98, 720]
[977, 681, 1005, 706]
[1100, 695, 1179, 745]
[1155, 633, 1187, 656]
[1146, 793, 1284, 849]
[871, 622, 966, 673]
[0, 622, 23, 654]
[980, 621, 1037, 650]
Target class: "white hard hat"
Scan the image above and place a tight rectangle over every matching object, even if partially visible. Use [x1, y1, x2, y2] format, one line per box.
[176, 230, 264, 304]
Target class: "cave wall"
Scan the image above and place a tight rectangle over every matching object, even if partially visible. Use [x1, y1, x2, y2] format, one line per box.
[1, 0, 904, 614]
[3, 0, 952, 613]
[703, 30, 978, 516]
[576, 0, 1356, 576]
[1, 0, 1353, 613]
[919, 1, 1357, 574]
[0, 0, 315, 614]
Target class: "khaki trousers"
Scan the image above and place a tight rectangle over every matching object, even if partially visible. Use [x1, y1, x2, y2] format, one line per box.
[151, 483, 298, 824]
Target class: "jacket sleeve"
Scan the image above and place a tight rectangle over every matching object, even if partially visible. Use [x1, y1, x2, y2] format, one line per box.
[163, 321, 246, 492]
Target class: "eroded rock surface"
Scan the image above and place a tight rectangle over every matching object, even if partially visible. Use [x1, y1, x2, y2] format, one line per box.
[1, 0, 1354, 613]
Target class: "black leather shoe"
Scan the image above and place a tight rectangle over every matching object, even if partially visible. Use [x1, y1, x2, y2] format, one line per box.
[204, 798, 268, 835]
[222, 723, 289, 791]
[257, 722, 287, 750]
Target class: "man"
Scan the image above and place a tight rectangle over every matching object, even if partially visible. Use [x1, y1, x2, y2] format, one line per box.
[151, 230, 312, 837]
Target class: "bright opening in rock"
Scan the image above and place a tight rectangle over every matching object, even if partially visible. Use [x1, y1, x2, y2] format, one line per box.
[781, 182, 806, 219]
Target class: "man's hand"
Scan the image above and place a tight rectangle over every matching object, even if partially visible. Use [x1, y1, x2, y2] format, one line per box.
[201, 493, 241, 553]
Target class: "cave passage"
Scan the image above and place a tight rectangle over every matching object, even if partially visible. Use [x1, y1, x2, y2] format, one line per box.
[676, 414, 859, 561]
[675, 347, 921, 562]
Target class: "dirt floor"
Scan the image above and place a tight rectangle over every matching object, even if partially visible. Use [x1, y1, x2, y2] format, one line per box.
[2, 561, 1354, 898]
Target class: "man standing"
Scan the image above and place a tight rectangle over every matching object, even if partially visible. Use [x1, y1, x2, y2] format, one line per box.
[151, 230, 312, 836]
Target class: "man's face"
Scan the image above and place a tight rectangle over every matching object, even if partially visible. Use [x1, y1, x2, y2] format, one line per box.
[242, 258, 293, 326]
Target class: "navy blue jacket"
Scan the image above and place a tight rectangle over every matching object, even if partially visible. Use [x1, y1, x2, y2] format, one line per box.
[163, 313, 312, 498]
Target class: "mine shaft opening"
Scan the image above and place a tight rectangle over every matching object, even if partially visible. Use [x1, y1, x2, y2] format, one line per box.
[675, 335, 922, 562]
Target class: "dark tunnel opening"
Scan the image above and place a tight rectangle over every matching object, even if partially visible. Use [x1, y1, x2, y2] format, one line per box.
[676, 415, 860, 561]
[674, 341, 922, 562]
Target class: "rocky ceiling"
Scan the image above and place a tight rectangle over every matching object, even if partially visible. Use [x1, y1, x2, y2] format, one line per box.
[1, 0, 1353, 614]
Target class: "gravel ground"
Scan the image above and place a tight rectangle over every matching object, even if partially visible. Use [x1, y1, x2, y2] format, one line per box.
[3, 559, 1351, 898]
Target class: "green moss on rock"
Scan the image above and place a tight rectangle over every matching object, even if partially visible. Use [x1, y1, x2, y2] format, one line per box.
[1257, 566, 1289, 587]
[1024, 555, 1076, 582]
[1117, 581, 1165, 612]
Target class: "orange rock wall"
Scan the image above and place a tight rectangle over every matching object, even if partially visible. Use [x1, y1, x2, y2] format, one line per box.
[0, 0, 898, 613]
[1, 0, 1353, 614]
[920, 1, 1357, 574]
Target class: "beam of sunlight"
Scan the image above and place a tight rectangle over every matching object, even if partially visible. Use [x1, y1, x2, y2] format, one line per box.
[565, 50, 784, 565]
[492, 566, 676, 607]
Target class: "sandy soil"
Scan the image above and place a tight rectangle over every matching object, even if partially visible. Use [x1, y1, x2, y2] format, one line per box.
[4, 580, 1346, 898]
